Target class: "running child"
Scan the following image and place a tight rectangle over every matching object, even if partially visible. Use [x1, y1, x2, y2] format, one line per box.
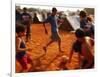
[43, 7, 63, 52]
[16, 25, 34, 72]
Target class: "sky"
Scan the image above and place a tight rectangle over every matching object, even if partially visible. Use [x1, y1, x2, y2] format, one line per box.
[16, 4, 84, 11]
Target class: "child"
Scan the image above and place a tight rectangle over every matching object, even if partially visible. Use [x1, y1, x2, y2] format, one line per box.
[79, 10, 94, 38]
[79, 10, 90, 36]
[68, 29, 94, 69]
[79, 10, 87, 29]
[20, 7, 32, 42]
[16, 25, 33, 72]
[43, 7, 63, 52]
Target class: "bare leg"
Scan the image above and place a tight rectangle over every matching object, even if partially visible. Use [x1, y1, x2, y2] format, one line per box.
[78, 53, 81, 69]
[43, 40, 54, 52]
[26, 24, 31, 42]
[82, 58, 94, 69]
[58, 38, 63, 52]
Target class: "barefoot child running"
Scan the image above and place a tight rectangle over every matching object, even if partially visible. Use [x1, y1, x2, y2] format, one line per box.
[43, 7, 63, 52]
[68, 29, 94, 69]
[16, 25, 34, 72]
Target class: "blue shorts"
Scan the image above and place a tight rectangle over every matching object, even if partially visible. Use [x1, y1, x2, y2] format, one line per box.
[51, 32, 60, 41]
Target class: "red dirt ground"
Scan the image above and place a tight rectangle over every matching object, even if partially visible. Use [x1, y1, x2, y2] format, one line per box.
[16, 23, 83, 73]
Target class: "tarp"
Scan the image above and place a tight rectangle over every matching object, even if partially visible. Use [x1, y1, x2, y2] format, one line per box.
[67, 15, 80, 30]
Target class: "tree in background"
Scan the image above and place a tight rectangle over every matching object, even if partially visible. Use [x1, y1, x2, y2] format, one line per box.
[84, 8, 94, 15]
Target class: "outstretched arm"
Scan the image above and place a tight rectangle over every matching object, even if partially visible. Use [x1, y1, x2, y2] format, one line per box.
[43, 22, 48, 35]
[43, 16, 51, 35]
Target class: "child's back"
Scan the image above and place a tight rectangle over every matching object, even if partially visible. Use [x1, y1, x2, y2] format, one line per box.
[81, 37, 94, 68]
[16, 37, 26, 59]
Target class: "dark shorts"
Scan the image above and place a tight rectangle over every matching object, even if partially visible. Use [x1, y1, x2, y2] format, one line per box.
[51, 32, 60, 41]
[72, 41, 82, 54]
[22, 21, 30, 26]
[81, 59, 94, 69]
[22, 22, 31, 36]
[16, 55, 32, 69]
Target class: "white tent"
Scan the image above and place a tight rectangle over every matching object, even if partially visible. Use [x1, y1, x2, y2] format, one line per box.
[67, 15, 80, 30]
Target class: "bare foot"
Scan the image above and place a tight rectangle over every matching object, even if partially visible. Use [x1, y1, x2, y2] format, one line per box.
[43, 46, 47, 53]
[59, 50, 64, 53]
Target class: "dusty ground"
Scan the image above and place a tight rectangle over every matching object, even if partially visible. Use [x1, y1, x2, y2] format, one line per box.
[16, 23, 83, 73]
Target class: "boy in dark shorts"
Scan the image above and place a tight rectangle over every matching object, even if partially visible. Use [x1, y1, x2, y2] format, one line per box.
[21, 7, 32, 42]
[16, 25, 33, 72]
[43, 7, 63, 52]
[68, 29, 94, 69]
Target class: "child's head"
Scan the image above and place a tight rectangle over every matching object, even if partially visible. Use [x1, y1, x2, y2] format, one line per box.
[34, 13, 37, 17]
[16, 25, 26, 37]
[23, 7, 27, 13]
[75, 29, 85, 42]
[79, 10, 87, 18]
[52, 7, 57, 15]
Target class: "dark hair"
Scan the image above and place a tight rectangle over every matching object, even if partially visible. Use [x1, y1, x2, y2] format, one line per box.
[16, 25, 25, 33]
[23, 7, 27, 11]
[79, 10, 87, 18]
[75, 29, 85, 38]
[52, 7, 57, 12]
